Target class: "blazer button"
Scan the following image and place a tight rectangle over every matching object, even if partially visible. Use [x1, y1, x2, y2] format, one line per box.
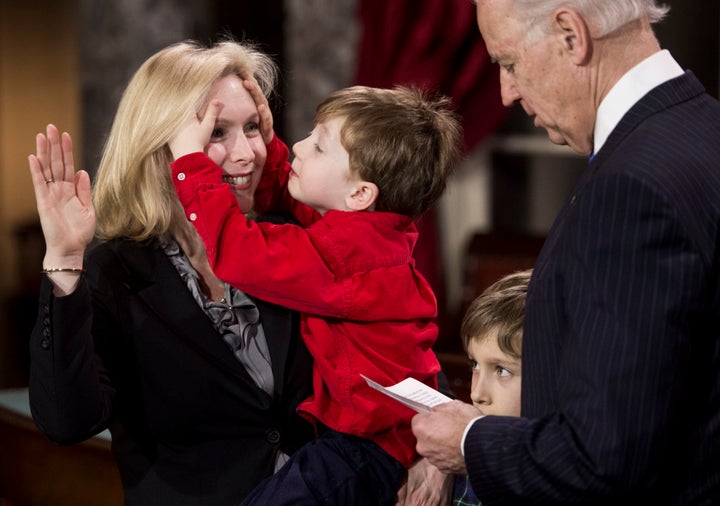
[41, 338, 51, 350]
[266, 429, 281, 445]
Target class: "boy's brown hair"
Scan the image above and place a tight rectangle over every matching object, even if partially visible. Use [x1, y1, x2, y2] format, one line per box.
[460, 269, 533, 360]
[314, 85, 462, 217]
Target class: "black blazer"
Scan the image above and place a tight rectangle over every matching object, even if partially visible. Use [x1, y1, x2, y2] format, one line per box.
[29, 237, 314, 505]
[466, 72, 720, 504]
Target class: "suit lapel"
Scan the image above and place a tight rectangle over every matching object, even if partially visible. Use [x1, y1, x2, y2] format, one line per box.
[534, 72, 705, 280]
[114, 240, 264, 383]
[591, 71, 705, 168]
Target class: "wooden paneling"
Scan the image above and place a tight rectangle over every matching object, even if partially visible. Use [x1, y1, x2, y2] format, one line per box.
[0, 405, 122, 506]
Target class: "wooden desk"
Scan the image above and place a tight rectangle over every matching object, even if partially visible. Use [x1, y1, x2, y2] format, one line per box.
[0, 388, 122, 506]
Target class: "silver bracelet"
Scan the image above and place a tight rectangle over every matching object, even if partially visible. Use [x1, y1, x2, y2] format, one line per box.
[41, 267, 86, 274]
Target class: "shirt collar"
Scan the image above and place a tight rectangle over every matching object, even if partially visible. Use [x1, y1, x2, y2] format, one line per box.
[594, 49, 683, 154]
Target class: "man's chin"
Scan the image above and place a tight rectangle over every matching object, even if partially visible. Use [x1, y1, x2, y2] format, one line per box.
[544, 129, 568, 147]
[544, 130, 594, 155]
[541, 128, 591, 155]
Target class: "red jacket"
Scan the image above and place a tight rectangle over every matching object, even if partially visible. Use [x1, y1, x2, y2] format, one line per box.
[171, 137, 440, 467]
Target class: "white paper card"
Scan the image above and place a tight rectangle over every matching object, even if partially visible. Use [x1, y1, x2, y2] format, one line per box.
[362, 374, 452, 413]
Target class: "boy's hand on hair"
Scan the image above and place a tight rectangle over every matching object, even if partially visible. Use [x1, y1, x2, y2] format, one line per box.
[169, 100, 223, 160]
[243, 78, 274, 145]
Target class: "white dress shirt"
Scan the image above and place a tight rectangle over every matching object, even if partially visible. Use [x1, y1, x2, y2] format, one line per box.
[594, 49, 684, 154]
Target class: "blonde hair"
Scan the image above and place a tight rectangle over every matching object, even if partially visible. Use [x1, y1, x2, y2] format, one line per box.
[314, 85, 462, 217]
[93, 39, 277, 241]
[461, 269, 532, 360]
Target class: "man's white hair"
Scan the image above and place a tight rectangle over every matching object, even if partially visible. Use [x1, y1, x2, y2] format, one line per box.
[513, 0, 669, 39]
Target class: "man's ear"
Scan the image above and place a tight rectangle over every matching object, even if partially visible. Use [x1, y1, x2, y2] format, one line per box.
[346, 181, 379, 211]
[553, 8, 592, 65]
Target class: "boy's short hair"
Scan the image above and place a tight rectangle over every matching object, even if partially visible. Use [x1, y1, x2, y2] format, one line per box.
[460, 269, 533, 360]
[314, 85, 462, 217]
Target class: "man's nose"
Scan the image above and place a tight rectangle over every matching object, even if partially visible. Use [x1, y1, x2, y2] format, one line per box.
[500, 73, 520, 107]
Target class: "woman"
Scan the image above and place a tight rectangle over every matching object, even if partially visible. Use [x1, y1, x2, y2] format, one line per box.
[27, 40, 315, 505]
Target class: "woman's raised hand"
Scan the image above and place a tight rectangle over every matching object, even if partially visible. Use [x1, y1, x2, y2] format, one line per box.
[28, 124, 95, 271]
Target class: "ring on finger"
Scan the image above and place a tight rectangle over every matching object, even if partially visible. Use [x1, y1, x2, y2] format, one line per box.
[45, 179, 54, 184]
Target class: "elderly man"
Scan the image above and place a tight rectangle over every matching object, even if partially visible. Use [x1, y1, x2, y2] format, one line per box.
[413, 0, 720, 504]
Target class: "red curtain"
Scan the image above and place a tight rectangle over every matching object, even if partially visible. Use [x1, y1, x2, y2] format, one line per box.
[354, 0, 507, 317]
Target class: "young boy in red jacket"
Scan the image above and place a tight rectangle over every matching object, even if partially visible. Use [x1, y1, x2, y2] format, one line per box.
[171, 81, 461, 505]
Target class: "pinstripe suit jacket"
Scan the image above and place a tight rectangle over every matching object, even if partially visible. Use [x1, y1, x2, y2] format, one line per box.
[465, 71, 720, 504]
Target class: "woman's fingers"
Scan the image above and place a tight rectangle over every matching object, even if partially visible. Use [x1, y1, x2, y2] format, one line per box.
[35, 132, 50, 180]
[47, 124, 63, 182]
[28, 154, 49, 192]
[29, 127, 55, 192]
[75, 169, 93, 209]
[61, 132, 75, 182]
[29, 125, 80, 201]
[37, 124, 76, 184]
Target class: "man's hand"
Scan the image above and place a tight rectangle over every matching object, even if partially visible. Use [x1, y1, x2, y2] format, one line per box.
[412, 400, 484, 475]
